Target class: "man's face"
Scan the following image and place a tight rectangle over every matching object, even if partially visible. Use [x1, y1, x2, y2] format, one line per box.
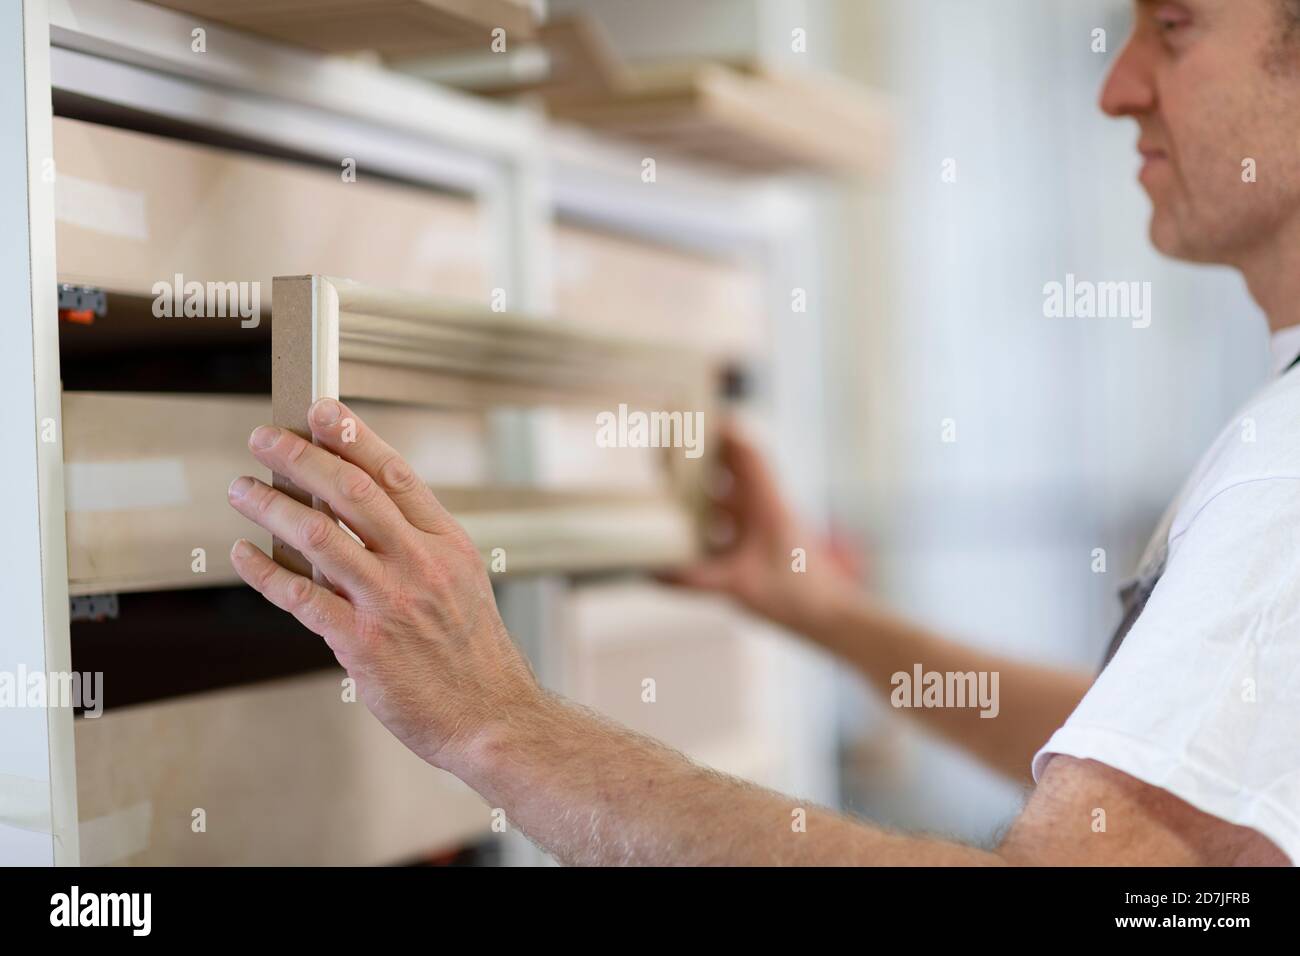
[1102, 0, 1300, 264]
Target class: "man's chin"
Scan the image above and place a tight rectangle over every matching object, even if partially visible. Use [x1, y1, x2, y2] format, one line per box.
[1148, 214, 1219, 264]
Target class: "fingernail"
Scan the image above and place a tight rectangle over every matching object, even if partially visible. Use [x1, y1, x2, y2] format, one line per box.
[311, 398, 342, 427]
[231, 538, 256, 558]
[228, 476, 254, 499]
[250, 426, 279, 450]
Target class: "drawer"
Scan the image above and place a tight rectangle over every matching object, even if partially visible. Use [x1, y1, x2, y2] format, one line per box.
[74, 671, 489, 865]
[553, 222, 767, 360]
[269, 276, 714, 580]
[564, 581, 769, 780]
[63, 391, 487, 595]
[53, 117, 491, 304]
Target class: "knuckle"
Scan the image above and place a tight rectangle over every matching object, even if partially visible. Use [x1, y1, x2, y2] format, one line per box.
[377, 455, 419, 495]
[254, 561, 279, 593]
[250, 483, 276, 518]
[337, 466, 378, 505]
[299, 511, 336, 551]
[284, 434, 311, 465]
[283, 574, 314, 610]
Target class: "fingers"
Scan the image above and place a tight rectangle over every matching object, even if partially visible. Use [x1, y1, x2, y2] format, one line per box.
[246, 423, 413, 551]
[660, 556, 738, 593]
[228, 475, 383, 594]
[230, 538, 358, 646]
[715, 422, 783, 509]
[306, 398, 459, 536]
[711, 423, 795, 534]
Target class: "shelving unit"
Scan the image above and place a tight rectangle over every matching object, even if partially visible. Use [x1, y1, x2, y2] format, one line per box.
[4, 0, 841, 866]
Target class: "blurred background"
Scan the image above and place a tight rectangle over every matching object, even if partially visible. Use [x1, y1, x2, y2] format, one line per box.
[39, 0, 1275, 864]
[510, 0, 1271, 849]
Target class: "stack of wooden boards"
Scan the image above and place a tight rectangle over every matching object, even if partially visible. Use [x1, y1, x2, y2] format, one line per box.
[55, 115, 772, 864]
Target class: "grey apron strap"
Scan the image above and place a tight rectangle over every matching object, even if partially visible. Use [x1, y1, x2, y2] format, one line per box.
[1101, 575, 1160, 667]
[1099, 496, 1177, 670]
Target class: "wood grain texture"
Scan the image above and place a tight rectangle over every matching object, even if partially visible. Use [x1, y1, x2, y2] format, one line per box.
[53, 117, 492, 305]
[141, 0, 538, 56]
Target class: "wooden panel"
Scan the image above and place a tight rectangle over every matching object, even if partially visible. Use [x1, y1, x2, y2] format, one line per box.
[548, 63, 890, 175]
[553, 222, 767, 361]
[62, 388, 697, 591]
[271, 276, 715, 579]
[74, 671, 490, 865]
[53, 117, 491, 304]
[142, 0, 538, 56]
[63, 391, 488, 595]
[565, 581, 772, 782]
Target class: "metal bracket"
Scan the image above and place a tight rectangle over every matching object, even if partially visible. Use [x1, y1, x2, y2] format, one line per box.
[57, 283, 107, 320]
[69, 593, 119, 622]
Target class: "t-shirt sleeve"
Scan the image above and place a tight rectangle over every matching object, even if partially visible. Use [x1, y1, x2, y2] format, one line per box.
[1033, 477, 1300, 864]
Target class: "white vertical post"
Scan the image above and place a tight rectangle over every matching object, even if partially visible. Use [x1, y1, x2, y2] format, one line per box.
[484, 110, 563, 867]
[0, 0, 79, 866]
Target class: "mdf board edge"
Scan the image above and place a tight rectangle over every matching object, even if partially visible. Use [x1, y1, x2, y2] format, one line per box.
[272, 275, 339, 581]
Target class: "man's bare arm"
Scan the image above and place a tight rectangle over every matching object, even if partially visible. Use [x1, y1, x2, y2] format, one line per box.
[226, 400, 1286, 867]
[446, 693, 1285, 866]
[806, 597, 1093, 784]
[670, 427, 1092, 784]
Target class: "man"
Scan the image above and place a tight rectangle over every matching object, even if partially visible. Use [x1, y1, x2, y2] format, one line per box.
[226, 0, 1298, 865]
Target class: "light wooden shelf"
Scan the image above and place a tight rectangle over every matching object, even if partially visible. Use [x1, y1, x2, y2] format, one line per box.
[438, 15, 890, 176]
[548, 62, 890, 175]
[141, 0, 539, 57]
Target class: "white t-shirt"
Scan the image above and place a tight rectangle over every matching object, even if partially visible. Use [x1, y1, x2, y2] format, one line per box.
[1033, 324, 1300, 864]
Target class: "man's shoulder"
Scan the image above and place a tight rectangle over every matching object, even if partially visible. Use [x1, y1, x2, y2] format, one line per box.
[1170, 374, 1300, 539]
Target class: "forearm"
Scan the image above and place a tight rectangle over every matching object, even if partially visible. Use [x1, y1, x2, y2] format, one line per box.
[804, 594, 1093, 784]
[446, 691, 1001, 866]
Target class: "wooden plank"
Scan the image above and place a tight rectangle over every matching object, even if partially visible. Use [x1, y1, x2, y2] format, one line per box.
[142, 0, 539, 57]
[271, 276, 338, 582]
[62, 391, 489, 595]
[52, 117, 492, 306]
[272, 276, 714, 581]
[545, 60, 890, 176]
[552, 221, 766, 361]
[63, 389, 701, 592]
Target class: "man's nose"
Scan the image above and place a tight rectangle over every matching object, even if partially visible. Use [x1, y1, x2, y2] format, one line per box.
[1100, 37, 1156, 118]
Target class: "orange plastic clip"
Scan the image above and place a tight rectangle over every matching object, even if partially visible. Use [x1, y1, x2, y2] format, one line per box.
[60, 308, 96, 325]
